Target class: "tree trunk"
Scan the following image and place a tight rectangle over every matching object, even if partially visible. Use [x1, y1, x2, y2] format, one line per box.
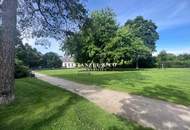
[0, 0, 17, 104]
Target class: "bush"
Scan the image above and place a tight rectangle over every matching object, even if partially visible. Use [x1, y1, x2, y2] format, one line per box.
[160, 60, 190, 68]
[42, 52, 62, 68]
[15, 59, 30, 78]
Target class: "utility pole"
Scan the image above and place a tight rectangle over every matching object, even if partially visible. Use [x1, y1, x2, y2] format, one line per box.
[0, 0, 17, 104]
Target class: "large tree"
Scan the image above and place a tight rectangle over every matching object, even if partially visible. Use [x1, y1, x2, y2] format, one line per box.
[0, 0, 17, 104]
[157, 50, 177, 68]
[63, 8, 118, 68]
[42, 52, 62, 68]
[63, 11, 157, 70]
[0, 0, 87, 104]
[125, 16, 159, 52]
[63, 32, 89, 65]
[86, 8, 118, 65]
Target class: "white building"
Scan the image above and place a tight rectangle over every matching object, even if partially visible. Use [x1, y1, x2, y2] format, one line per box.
[62, 56, 76, 68]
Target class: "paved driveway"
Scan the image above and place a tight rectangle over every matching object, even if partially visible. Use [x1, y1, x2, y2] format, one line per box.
[35, 73, 190, 130]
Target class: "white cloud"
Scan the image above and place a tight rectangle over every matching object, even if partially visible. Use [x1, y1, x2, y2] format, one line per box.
[169, 1, 187, 18]
[114, 0, 190, 31]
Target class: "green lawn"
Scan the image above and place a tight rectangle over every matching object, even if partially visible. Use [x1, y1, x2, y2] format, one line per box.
[0, 78, 150, 130]
[39, 68, 190, 106]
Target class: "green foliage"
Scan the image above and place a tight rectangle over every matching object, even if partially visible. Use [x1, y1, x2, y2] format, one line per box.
[89, 8, 118, 49]
[136, 56, 156, 68]
[15, 33, 62, 69]
[42, 52, 62, 69]
[16, 42, 62, 69]
[125, 16, 159, 51]
[15, 59, 30, 79]
[83, 8, 118, 64]
[16, 43, 43, 68]
[0, 78, 150, 130]
[63, 8, 118, 66]
[63, 10, 157, 69]
[106, 26, 133, 63]
[39, 68, 190, 106]
[14, 33, 31, 78]
[178, 53, 190, 60]
[156, 51, 190, 68]
[108, 26, 151, 66]
[63, 33, 88, 64]
[157, 50, 168, 63]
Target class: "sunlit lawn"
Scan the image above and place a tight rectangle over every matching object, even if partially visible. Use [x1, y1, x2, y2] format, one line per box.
[39, 68, 190, 106]
[0, 78, 150, 130]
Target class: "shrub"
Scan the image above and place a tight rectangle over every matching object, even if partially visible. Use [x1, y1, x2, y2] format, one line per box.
[42, 52, 62, 68]
[15, 59, 30, 78]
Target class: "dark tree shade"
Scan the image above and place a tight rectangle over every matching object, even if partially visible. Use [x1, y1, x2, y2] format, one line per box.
[18, 0, 87, 39]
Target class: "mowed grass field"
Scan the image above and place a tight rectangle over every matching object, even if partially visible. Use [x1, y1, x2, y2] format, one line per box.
[0, 78, 150, 130]
[39, 68, 190, 106]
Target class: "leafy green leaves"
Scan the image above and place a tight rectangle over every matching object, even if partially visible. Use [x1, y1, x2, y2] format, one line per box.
[62, 10, 158, 69]
[125, 16, 159, 51]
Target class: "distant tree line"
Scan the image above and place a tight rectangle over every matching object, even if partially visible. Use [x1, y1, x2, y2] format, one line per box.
[16, 42, 62, 69]
[15, 34, 62, 78]
[62, 8, 159, 70]
[156, 51, 190, 68]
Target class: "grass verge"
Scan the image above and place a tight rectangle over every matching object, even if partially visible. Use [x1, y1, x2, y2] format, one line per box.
[38, 68, 190, 106]
[0, 78, 151, 130]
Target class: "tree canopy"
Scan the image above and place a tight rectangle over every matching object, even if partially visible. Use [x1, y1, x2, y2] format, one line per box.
[125, 16, 159, 51]
[156, 51, 190, 68]
[42, 52, 62, 68]
[107, 26, 150, 66]
[18, 0, 87, 39]
[16, 43, 43, 68]
[63, 10, 156, 70]
[15, 33, 62, 69]
[63, 8, 118, 67]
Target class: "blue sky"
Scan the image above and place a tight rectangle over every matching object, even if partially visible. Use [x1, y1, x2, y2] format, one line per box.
[25, 0, 190, 55]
